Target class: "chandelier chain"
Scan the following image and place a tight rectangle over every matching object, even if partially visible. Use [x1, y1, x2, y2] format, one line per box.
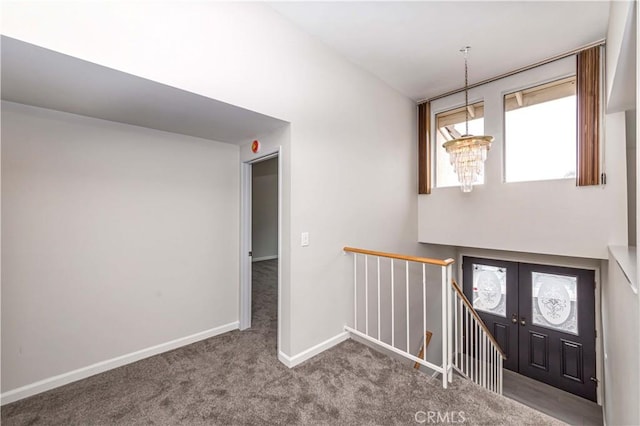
[464, 48, 469, 136]
[442, 46, 493, 193]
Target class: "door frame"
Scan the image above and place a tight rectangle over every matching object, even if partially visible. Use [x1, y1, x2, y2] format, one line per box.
[457, 248, 602, 405]
[240, 148, 282, 352]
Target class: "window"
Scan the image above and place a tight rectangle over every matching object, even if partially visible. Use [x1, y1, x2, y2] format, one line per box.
[435, 101, 485, 188]
[504, 77, 576, 183]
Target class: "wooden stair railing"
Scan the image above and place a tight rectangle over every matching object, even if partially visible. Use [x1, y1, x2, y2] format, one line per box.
[343, 246, 455, 267]
[451, 278, 506, 359]
[344, 246, 503, 393]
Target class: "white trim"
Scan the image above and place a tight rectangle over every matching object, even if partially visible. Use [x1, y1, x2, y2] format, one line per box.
[239, 162, 252, 330]
[276, 151, 283, 356]
[0, 321, 239, 405]
[278, 331, 350, 368]
[347, 327, 444, 373]
[252, 255, 278, 263]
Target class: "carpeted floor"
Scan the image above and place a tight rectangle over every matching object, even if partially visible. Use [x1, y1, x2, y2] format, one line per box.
[1, 259, 564, 425]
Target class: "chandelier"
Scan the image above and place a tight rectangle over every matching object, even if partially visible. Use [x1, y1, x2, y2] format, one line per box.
[443, 47, 493, 192]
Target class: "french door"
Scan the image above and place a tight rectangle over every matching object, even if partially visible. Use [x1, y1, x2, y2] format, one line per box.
[462, 257, 597, 401]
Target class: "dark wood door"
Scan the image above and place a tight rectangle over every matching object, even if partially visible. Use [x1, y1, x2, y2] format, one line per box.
[462, 257, 597, 402]
[463, 257, 519, 371]
[518, 263, 597, 401]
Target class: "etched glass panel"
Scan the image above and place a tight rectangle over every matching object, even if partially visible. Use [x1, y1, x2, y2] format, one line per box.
[532, 272, 578, 334]
[472, 264, 506, 317]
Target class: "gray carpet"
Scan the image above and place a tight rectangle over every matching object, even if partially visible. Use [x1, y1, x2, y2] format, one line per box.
[1, 259, 564, 425]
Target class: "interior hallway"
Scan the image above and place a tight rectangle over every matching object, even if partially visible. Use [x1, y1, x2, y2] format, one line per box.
[2, 259, 562, 425]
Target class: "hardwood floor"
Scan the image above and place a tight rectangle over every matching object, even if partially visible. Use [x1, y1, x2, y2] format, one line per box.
[503, 369, 603, 425]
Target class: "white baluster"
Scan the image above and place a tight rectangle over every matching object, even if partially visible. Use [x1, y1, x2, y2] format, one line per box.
[499, 356, 503, 394]
[365, 255, 369, 336]
[482, 334, 486, 388]
[377, 257, 381, 340]
[454, 293, 458, 369]
[446, 265, 453, 383]
[391, 259, 395, 348]
[494, 347, 497, 392]
[465, 308, 469, 377]
[441, 265, 448, 389]
[353, 253, 357, 331]
[489, 346, 496, 392]
[473, 318, 480, 384]
[406, 261, 410, 353]
[422, 263, 426, 363]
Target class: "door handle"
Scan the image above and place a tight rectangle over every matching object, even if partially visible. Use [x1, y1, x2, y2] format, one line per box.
[511, 314, 518, 324]
[520, 317, 526, 326]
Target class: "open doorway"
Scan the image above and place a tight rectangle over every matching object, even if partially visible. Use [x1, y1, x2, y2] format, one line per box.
[250, 157, 279, 346]
[240, 152, 280, 354]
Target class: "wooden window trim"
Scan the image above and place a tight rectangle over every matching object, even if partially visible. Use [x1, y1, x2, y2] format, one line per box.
[504, 77, 576, 113]
[436, 101, 485, 129]
[576, 46, 601, 186]
[418, 102, 431, 194]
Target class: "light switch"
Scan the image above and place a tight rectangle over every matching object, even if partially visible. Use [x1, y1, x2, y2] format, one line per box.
[301, 232, 309, 247]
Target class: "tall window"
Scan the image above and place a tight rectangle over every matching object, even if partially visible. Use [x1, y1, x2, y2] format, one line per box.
[435, 101, 485, 188]
[504, 77, 577, 183]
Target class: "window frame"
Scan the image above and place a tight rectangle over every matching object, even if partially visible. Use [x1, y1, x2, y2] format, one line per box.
[428, 56, 578, 191]
[431, 97, 486, 190]
[502, 74, 578, 184]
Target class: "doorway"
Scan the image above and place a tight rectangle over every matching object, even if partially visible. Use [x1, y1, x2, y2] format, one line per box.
[240, 152, 280, 346]
[251, 158, 279, 264]
[248, 157, 279, 349]
[462, 256, 597, 401]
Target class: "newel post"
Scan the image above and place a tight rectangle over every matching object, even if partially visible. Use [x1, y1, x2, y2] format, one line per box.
[441, 264, 448, 389]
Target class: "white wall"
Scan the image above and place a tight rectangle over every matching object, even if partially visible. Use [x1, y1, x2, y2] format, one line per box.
[602, 257, 639, 425]
[606, 0, 636, 113]
[627, 109, 637, 246]
[1, 2, 432, 361]
[603, 2, 639, 423]
[419, 58, 628, 260]
[252, 157, 278, 261]
[1, 101, 240, 393]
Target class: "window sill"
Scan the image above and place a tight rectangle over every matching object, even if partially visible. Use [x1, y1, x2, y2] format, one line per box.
[504, 177, 575, 185]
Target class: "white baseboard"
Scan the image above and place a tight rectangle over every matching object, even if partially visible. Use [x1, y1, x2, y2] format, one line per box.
[1, 321, 239, 405]
[278, 331, 350, 368]
[252, 255, 278, 262]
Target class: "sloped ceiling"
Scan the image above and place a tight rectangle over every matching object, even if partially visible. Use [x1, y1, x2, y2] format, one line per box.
[1, 36, 287, 144]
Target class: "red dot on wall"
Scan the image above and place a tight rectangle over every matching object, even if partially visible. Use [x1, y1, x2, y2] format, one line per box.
[251, 140, 260, 153]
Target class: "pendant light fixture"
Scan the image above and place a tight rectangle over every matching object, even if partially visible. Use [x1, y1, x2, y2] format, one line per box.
[443, 47, 493, 192]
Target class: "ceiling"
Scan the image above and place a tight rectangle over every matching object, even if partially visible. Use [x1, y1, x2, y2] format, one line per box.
[1, 2, 611, 134]
[1, 36, 287, 145]
[269, 1, 610, 101]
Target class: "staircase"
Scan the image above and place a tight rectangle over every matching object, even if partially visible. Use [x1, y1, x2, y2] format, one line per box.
[343, 246, 505, 394]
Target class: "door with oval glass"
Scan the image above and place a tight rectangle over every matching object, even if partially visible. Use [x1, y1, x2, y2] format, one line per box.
[462, 257, 597, 402]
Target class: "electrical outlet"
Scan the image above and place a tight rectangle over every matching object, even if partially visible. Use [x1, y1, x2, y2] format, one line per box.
[301, 232, 309, 247]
